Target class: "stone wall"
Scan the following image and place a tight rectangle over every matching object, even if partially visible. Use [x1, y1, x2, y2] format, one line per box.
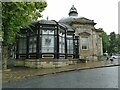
[14, 59, 78, 69]
[14, 59, 25, 67]
[73, 23, 103, 61]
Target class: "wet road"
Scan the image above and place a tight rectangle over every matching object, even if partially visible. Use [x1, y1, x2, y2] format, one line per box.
[3, 66, 119, 88]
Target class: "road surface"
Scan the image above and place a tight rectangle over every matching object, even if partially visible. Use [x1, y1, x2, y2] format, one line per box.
[2, 66, 119, 88]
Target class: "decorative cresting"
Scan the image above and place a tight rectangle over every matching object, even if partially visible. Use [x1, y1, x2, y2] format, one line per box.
[68, 5, 78, 16]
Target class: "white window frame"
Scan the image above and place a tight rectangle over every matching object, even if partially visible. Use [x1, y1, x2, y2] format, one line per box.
[81, 36, 88, 50]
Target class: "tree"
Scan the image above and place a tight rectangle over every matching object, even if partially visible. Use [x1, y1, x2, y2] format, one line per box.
[109, 32, 116, 54]
[2, 1, 47, 45]
[116, 34, 120, 53]
[102, 31, 108, 53]
[2, 1, 47, 69]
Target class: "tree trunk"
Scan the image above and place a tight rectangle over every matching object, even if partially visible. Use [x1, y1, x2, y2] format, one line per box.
[2, 46, 8, 70]
[0, 42, 2, 70]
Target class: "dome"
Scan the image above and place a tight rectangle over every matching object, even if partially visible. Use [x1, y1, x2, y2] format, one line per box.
[59, 5, 96, 25]
[59, 5, 80, 23]
[68, 5, 78, 16]
[59, 16, 81, 23]
[59, 16, 96, 25]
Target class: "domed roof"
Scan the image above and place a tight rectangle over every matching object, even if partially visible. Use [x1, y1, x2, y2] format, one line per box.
[59, 16, 80, 23]
[59, 5, 95, 25]
[59, 16, 95, 25]
[69, 5, 78, 16]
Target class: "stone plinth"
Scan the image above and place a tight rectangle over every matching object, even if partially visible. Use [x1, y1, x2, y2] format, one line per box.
[14, 59, 75, 69]
[15, 59, 25, 66]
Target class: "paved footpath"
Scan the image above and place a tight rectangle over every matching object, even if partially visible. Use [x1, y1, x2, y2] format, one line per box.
[2, 60, 120, 83]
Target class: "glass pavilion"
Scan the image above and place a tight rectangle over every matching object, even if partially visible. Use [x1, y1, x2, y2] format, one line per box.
[16, 20, 79, 60]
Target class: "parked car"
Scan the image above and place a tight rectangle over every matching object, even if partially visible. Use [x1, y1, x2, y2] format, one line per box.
[111, 54, 120, 59]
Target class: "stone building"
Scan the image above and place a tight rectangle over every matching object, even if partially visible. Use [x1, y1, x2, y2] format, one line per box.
[15, 5, 103, 68]
[59, 5, 103, 61]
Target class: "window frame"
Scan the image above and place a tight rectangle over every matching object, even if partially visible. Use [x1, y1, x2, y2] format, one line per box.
[67, 35, 73, 54]
[29, 36, 37, 53]
[18, 35, 27, 54]
[41, 29, 55, 53]
[59, 33, 65, 54]
[81, 36, 88, 50]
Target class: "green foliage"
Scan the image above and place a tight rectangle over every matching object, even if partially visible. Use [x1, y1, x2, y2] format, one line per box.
[2, 1, 47, 45]
[116, 34, 120, 53]
[102, 31, 120, 54]
[102, 31, 108, 53]
[109, 32, 116, 53]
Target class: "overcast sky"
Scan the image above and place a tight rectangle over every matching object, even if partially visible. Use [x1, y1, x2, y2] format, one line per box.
[40, 0, 119, 35]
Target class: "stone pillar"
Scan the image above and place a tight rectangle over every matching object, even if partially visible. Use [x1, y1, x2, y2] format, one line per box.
[100, 37, 103, 56]
[92, 32, 98, 61]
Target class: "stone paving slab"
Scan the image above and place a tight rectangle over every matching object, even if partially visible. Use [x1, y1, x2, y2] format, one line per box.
[2, 60, 120, 83]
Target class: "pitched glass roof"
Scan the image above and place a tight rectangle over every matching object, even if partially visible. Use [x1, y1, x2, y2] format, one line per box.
[59, 23, 74, 32]
[38, 19, 57, 25]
